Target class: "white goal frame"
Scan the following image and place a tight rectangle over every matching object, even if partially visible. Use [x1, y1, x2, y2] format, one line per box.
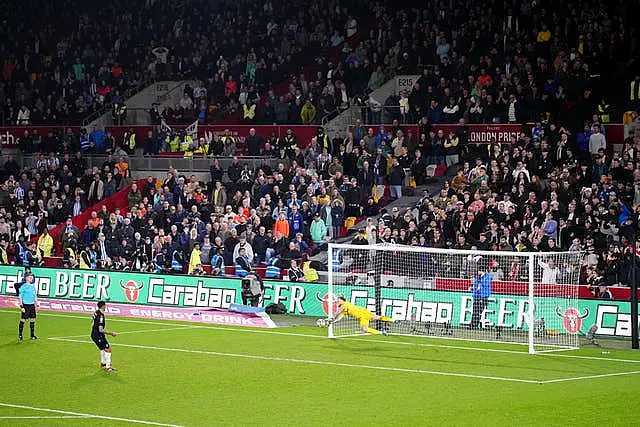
[327, 243, 584, 354]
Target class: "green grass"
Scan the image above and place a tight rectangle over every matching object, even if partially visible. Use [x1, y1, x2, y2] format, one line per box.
[1, 309, 639, 426]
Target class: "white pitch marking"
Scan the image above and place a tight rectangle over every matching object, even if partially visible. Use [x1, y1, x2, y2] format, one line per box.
[0, 403, 185, 426]
[538, 352, 640, 364]
[3, 309, 639, 365]
[0, 416, 90, 419]
[346, 337, 640, 363]
[49, 337, 539, 384]
[48, 326, 203, 340]
[539, 370, 640, 384]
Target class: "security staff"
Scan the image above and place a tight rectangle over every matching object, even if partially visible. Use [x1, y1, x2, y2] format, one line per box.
[112, 103, 127, 125]
[283, 128, 297, 159]
[124, 128, 136, 153]
[243, 100, 256, 122]
[79, 246, 92, 269]
[597, 98, 611, 123]
[630, 75, 640, 105]
[0, 239, 9, 264]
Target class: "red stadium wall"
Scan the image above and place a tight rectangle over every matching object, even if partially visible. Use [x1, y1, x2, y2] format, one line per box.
[0, 125, 320, 149]
[0, 123, 627, 149]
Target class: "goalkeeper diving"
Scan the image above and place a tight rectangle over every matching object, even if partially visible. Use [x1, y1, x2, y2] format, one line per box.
[330, 296, 394, 335]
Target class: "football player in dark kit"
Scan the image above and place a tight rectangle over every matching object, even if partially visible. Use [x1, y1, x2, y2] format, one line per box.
[91, 301, 118, 371]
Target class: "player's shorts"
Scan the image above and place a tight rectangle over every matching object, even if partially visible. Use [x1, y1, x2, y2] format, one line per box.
[91, 334, 110, 350]
[355, 311, 372, 328]
[21, 304, 36, 319]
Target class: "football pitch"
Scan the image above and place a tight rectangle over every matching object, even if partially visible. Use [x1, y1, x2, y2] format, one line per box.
[1, 309, 639, 426]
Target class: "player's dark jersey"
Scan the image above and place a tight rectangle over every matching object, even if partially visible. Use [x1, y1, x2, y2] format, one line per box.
[91, 310, 105, 337]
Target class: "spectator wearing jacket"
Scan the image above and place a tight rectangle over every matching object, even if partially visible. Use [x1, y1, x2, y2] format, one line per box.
[288, 205, 304, 238]
[310, 213, 327, 246]
[389, 159, 406, 200]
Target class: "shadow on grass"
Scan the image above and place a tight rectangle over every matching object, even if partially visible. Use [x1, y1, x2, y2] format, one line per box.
[0, 339, 41, 349]
[69, 368, 128, 386]
[317, 339, 601, 376]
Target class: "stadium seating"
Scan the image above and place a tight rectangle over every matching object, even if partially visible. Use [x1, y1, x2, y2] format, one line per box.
[2, 0, 639, 302]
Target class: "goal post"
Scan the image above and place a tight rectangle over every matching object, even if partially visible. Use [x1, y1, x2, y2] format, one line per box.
[327, 243, 584, 354]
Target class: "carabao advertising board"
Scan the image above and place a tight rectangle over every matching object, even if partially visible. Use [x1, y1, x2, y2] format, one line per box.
[0, 266, 637, 338]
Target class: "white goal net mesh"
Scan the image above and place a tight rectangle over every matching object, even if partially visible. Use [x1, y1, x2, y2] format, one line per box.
[327, 243, 584, 354]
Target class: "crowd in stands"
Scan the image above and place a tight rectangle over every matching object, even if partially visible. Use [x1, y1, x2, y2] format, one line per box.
[1, 0, 640, 295]
[373, 1, 637, 129]
[0, 150, 132, 266]
[0, 0, 375, 126]
[353, 117, 640, 294]
[2, 0, 635, 128]
[156, 0, 637, 128]
[3, 109, 640, 294]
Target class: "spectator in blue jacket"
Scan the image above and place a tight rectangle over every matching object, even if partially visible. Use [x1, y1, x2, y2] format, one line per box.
[288, 205, 304, 238]
[576, 124, 592, 160]
[89, 126, 107, 152]
[427, 99, 443, 124]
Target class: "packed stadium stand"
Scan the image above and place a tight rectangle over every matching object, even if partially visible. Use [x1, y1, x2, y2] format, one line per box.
[4, 0, 636, 127]
[0, 0, 639, 301]
[0, 0, 373, 126]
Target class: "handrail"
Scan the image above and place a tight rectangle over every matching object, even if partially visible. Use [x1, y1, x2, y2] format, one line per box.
[155, 80, 192, 106]
[321, 108, 339, 126]
[81, 82, 149, 128]
[81, 104, 111, 128]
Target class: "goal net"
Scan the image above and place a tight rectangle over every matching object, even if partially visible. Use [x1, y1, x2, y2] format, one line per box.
[327, 243, 584, 354]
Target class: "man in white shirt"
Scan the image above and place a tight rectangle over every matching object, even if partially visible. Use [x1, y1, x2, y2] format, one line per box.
[538, 258, 560, 284]
[588, 125, 606, 156]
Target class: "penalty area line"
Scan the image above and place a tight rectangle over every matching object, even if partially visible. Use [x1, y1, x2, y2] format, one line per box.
[0, 416, 90, 419]
[539, 370, 640, 384]
[49, 337, 539, 384]
[48, 325, 204, 340]
[0, 403, 185, 427]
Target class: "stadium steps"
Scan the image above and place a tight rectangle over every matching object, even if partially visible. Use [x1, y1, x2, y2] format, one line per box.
[351, 179, 444, 231]
[43, 178, 147, 255]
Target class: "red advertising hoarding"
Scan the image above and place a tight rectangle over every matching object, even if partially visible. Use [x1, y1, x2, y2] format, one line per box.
[0, 123, 625, 148]
[0, 126, 75, 147]
[350, 124, 523, 144]
[0, 125, 320, 149]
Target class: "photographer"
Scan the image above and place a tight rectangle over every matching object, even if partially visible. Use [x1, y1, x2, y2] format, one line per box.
[241, 272, 264, 307]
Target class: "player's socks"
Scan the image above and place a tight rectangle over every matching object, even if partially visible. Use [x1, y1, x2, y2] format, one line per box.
[18, 322, 24, 337]
[380, 316, 393, 322]
[29, 323, 35, 338]
[104, 352, 112, 368]
[366, 327, 379, 334]
[100, 350, 106, 366]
